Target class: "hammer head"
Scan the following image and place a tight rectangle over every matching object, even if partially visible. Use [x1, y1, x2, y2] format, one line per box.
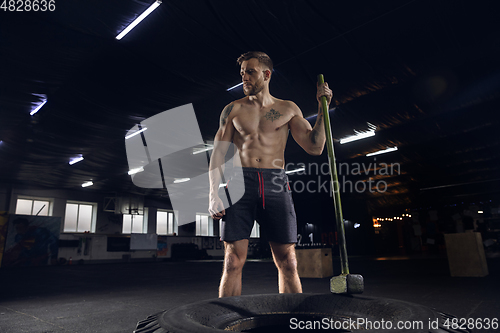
[330, 274, 364, 294]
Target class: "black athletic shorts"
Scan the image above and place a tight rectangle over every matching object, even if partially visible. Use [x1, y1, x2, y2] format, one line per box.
[220, 167, 297, 244]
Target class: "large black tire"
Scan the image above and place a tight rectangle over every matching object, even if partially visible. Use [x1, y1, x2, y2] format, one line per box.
[134, 293, 469, 333]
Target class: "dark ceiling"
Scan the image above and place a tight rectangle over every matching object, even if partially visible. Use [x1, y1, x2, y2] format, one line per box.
[0, 0, 499, 215]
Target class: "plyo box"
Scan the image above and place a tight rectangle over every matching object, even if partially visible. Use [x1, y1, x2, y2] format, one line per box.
[296, 248, 333, 278]
[444, 232, 488, 277]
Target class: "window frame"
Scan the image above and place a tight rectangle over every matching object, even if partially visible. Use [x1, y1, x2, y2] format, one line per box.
[122, 208, 148, 234]
[250, 221, 260, 238]
[15, 196, 54, 216]
[196, 213, 214, 237]
[63, 200, 98, 233]
[156, 209, 178, 235]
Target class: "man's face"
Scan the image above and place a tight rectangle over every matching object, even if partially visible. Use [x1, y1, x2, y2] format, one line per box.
[240, 58, 267, 96]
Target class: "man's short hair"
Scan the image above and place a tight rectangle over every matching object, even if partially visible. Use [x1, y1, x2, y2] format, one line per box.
[237, 51, 273, 73]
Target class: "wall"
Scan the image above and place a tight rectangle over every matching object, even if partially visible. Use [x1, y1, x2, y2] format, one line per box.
[0, 186, 10, 212]
[0, 184, 225, 265]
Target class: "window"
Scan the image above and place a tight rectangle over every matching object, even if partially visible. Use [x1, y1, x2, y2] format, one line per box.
[64, 201, 97, 233]
[15, 197, 52, 216]
[123, 214, 146, 234]
[250, 221, 260, 238]
[196, 213, 213, 236]
[157, 210, 177, 235]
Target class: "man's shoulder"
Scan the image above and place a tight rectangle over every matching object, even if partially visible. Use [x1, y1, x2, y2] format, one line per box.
[219, 98, 246, 127]
[222, 97, 247, 113]
[230, 97, 249, 105]
[274, 99, 301, 115]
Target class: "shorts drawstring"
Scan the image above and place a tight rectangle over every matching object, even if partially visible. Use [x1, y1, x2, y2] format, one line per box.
[257, 171, 265, 209]
[224, 179, 232, 206]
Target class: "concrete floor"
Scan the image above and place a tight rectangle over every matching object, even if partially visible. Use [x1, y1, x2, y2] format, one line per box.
[0, 255, 499, 333]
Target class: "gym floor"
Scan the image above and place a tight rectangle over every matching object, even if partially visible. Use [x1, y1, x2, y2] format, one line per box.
[0, 254, 499, 333]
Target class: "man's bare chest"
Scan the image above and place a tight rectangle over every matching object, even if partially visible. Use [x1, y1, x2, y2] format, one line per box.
[232, 107, 293, 135]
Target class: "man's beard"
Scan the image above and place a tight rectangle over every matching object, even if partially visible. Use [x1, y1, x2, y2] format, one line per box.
[243, 81, 264, 96]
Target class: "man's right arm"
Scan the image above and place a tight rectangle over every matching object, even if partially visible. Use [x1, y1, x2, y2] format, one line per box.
[208, 103, 236, 219]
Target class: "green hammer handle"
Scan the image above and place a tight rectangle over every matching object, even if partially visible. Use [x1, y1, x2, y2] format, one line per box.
[317, 74, 349, 275]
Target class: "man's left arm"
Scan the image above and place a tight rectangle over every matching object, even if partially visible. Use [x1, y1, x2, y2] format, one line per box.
[289, 82, 333, 155]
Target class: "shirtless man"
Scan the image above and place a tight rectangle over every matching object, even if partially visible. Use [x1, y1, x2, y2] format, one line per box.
[208, 51, 332, 297]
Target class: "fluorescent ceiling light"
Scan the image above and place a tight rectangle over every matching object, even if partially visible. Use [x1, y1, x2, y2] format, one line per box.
[128, 167, 144, 175]
[478, 210, 483, 214]
[366, 146, 398, 157]
[193, 145, 214, 155]
[340, 130, 375, 144]
[173, 178, 190, 184]
[125, 127, 147, 140]
[69, 156, 84, 165]
[354, 223, 360, 228]
[116, 0, 162, 40]
[286, 167, 306, 174]
[340, 123, 377, 144]
[227, 82, 243, 91]
[30, 99, 47, 116]
[219, 183, 227, 188]
[82, 181, 93, 188]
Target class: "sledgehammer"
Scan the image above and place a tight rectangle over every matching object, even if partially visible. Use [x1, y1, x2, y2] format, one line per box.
[318, 74, 364, 294]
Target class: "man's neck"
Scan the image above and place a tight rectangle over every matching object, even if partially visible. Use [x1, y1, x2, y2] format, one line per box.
[247, 88, 274, 108]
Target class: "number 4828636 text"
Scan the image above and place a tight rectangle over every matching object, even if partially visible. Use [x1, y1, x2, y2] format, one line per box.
[1, 0, 56, 11]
